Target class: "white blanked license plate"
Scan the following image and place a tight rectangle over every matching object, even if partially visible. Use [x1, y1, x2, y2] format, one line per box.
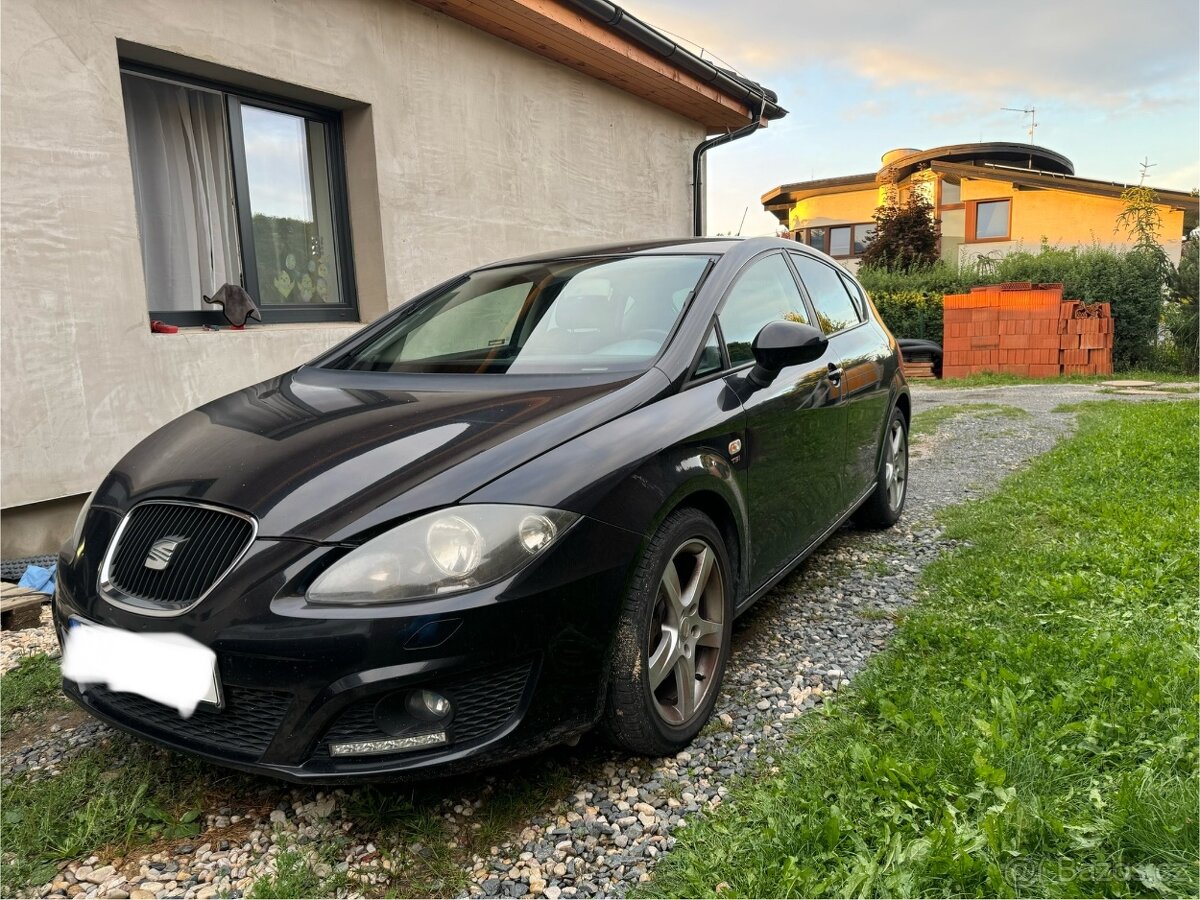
[62, 617, 222, 716]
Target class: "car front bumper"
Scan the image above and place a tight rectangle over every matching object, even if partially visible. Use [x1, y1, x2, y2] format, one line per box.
[53, 514, 641, 782]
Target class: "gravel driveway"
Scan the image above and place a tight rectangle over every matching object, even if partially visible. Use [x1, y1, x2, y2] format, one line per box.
[5, 381, 1193, 900]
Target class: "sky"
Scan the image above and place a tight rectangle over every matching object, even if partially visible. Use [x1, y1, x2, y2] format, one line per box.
[622, 0, 1200, 236]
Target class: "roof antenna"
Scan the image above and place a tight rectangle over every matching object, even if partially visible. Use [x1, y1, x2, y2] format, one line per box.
[1002, 105, 1037, 144]
[1137, 156, 1156, 186]
[735, 206, 749, 236]
[1003, 105, 1041, 169]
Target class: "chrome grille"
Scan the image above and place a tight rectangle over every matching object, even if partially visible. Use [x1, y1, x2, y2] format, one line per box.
[101, 501, 255, 612]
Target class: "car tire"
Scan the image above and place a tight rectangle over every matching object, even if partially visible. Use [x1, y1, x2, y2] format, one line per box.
[600, 507, 733, 757]
[853, 406, 909, 529]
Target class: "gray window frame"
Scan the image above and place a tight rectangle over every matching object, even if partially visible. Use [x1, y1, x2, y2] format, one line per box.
[121, 62, 358, 326]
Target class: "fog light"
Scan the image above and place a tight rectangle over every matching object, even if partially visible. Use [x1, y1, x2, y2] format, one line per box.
[329, 732, 447, 756]
[407, 689, 452, 722]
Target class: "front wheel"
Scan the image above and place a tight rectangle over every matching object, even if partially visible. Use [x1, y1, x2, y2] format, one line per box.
[601, 508, 732, 756]
[853, 406, 909, 529]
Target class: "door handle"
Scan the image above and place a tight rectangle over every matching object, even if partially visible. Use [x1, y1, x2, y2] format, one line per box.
[826, 363, 843, 385]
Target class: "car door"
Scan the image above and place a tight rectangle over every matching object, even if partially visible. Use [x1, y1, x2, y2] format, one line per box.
[788, 252, 888, 503]
[717, 251, 848, 590]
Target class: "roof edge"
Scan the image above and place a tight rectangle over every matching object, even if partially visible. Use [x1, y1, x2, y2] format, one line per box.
[561, 0, 786, 120]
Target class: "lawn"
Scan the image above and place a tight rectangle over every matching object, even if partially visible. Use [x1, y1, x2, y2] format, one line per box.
[927, 369, 1195, 389]
[645, 401, 1199, 898]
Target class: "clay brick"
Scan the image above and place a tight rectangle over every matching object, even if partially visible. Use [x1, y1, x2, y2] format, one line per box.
[1029, 364, 1060, 377]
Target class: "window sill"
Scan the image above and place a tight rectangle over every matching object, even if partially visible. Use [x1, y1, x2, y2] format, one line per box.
[150, 321, 363, 336]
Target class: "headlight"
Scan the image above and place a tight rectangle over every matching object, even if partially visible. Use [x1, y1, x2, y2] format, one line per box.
[305, 505, 579, 605]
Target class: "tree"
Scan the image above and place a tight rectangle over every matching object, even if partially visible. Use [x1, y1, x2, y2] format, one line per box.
[859, 190, 941, 272]
[1166, 238, 1198, 373]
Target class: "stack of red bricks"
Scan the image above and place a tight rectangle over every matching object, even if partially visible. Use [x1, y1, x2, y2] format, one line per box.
[942, 283, 1113, 378]
[1058, 301, 1114, 375]
[943, 283, 1064, 378]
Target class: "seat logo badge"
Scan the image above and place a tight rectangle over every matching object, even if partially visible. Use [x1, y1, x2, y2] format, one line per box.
[144, 536, 189, 571]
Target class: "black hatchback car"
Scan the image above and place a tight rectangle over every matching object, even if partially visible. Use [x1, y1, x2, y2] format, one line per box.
[55, 236, 910, 781]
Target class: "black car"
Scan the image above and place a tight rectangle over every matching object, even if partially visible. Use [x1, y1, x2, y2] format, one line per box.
[55, 236, 910, 782]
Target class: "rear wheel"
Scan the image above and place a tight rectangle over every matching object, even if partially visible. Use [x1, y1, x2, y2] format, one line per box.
[853, 407, 909, 529]
[601, 508, 732, 756]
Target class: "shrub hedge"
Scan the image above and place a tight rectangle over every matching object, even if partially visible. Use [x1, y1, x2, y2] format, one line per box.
[857, 245, 1177, 370]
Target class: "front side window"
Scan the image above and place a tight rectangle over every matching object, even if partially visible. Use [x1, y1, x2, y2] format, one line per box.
[972, 199, 1011, 240]
[330, 255, 711, 375]
[718, 254, 809, 366]
[790, 254, 862, 335]
[121, 67, 355, 324]
[693, 326, 724, 378]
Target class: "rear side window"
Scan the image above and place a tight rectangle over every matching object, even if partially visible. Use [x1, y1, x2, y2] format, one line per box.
[838, 271, 870, 319]
[718, 254, 809, 365]
[789, 253, 862, 335]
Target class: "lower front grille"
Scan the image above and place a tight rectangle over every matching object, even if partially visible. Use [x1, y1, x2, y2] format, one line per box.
[85, 684, 292, 761]
[315, 659, 534, 757]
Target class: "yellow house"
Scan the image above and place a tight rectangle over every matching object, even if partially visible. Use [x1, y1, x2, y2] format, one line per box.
[761, 143, 1198, 270]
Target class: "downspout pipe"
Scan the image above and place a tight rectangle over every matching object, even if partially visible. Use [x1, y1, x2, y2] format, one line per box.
[693, 99, 767, 236]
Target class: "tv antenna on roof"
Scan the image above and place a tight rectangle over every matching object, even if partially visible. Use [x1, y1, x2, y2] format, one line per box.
[1002, 106, 1038, 144]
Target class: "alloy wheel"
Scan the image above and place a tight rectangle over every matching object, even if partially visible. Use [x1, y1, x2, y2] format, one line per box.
[646, 538, 725, 726]
[884, 418, 908, 511]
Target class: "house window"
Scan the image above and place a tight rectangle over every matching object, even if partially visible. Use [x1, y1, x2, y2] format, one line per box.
[969, 199, 1012, 241]
[853, 224, 876, 255]
[829, 226, 852, 257]
[939, 178, 961, 206]
[121, 66, 356, 325]
[806, 227, 826, 251]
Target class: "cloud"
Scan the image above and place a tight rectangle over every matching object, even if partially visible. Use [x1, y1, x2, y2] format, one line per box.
[623, 0, 1199, 108]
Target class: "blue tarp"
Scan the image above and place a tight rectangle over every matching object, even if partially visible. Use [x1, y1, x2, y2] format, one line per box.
[17, 563, 56, 595]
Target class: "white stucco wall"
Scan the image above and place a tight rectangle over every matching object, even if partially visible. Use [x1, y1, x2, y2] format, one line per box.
[0, 0, 705, 547]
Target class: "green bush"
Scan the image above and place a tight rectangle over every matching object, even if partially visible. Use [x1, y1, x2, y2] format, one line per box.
[978, 247, 1164, 369]
[868, 289, 944, 345]
[1164, 240, 1198, 374]
[858, 245, 1173, 370]
[857, 260, 975, 297]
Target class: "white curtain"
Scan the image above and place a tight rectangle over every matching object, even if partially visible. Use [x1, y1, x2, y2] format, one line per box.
[122, 73, 241, 311]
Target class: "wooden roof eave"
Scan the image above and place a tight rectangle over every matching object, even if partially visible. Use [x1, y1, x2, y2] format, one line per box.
[409, 0, 760, 131]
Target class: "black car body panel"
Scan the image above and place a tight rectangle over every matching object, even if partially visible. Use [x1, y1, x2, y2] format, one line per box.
[56, 236, 908, 781]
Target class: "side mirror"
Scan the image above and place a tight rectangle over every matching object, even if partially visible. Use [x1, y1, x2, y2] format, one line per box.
[747, 320, 828, 387]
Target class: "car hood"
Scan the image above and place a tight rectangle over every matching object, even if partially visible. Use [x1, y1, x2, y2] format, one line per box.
[96, 365, 671, 542]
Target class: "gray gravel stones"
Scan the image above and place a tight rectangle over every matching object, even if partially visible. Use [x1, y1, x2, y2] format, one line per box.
[8, 382, 1190, 900]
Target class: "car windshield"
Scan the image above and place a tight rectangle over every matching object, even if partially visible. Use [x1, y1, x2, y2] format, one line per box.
[327, 255, 712, 374]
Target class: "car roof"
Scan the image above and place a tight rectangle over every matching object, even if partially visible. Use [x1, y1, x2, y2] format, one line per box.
[477, 236, 756, 269]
